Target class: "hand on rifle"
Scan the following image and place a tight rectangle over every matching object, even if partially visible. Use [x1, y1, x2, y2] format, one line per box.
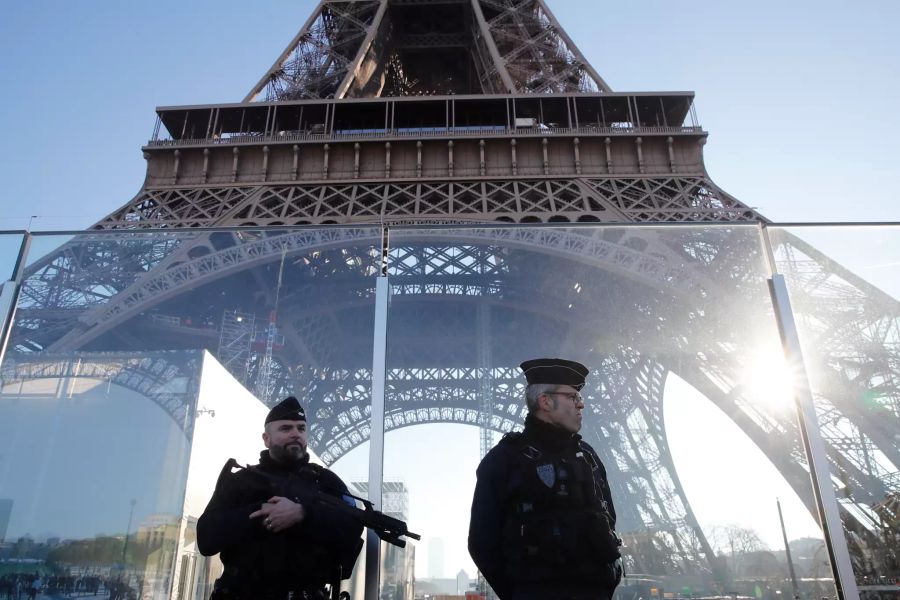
[249, 496, 306, 533]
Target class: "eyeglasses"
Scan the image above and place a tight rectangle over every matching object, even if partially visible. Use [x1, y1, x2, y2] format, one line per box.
[545, 391, 584, 404]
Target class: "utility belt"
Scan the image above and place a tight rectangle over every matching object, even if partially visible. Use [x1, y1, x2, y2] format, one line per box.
[209, 567, 329, 600]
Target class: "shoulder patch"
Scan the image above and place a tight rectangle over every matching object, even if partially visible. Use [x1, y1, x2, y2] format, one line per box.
[499, 431, 524, 445]
[499, 431, 542, 459]
[215, 458, 243, 488]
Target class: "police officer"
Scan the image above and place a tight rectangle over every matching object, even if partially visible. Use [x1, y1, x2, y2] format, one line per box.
[197, 396, 363, 599]
[469, 358, 622, 600]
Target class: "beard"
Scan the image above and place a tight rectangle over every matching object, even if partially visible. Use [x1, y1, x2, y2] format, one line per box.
[269, 441, 308, 465]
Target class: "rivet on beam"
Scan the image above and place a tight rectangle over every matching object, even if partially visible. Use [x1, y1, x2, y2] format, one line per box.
[542, 138, 549, 175]
[479, 139, 486, 176]
[573, 138, 581, 175]
[635, 137, 644, 174]
[172, 149, 181, 184]
[448, 140, 454, 177]
[667, 136, 676, 173]
[416, 141, 422, 178]
[604, 137, 613, 172]
[323, 144, 330, 179]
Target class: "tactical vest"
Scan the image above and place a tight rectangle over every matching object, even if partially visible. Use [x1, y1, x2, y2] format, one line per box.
[499, 433, 621, 583]
[215, 461, 347, 596]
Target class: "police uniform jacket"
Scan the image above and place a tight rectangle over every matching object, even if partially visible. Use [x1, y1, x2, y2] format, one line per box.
[468, 414, 620, 600]
[197, 450, 363, 596]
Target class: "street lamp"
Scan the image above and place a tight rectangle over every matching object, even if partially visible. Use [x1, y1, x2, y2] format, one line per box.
[122, 499, 137, 565]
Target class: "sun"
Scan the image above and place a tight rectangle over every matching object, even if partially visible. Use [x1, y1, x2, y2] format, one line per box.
[740, 351, 797, 413]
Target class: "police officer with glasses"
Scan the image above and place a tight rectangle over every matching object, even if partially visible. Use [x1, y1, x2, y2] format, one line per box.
[469, 358, 622, 600]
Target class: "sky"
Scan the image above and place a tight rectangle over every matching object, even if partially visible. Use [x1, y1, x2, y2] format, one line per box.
[1, 0, 899, 229]
[1, 0, 899, 582]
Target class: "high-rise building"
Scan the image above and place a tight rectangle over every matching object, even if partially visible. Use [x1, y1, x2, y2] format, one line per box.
[429, 537, 446, 580]
[0, 499, 11, 543]
[351, 481, 415, 600]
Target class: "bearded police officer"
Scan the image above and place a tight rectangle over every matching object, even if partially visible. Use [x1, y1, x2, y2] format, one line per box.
[197, 397, 363, 599]
[469, 358, 622, 600]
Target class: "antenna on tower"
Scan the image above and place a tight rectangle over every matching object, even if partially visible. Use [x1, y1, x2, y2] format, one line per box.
[256, 245, 288, 402]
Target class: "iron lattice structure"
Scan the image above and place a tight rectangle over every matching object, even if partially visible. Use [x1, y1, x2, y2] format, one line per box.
[5, 0, 899, 583]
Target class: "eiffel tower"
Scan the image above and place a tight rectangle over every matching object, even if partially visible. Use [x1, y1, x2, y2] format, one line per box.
[4, 0, 898, 590]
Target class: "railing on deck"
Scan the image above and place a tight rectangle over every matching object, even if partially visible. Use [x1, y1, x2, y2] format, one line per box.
[146, 125, 704, 148]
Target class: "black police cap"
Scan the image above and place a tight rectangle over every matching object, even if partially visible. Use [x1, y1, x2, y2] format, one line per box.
[265, 396, 307, 424]
[520, 358, 589, 391]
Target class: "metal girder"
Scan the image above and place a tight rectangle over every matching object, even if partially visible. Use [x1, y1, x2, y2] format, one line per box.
[475, 0, 609, 93]
[245, 1, 385, 102]
[16, 227, 723, 361]
[0, 351, 201, 437]
[585, 349, 716, 574]
[771, 235, 900, 531]
[245, 0, 608, 98]
[5, 0, 897, 584]
[96, 177, 756, 229]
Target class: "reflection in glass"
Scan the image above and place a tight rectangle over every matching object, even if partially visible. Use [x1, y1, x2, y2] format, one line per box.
[381, 225, 831, 599]
[2, 227, 381, 598]
[769, 226, 900, 591]
[0, 234, 24, 281]
[176, 352, 270, 600]
[0, 350, 201, 599]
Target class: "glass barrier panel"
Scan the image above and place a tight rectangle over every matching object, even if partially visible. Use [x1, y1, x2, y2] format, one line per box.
[0, 233, 24, 281]
[768, 225, 900, 596]
[0, 226, 381, 599]
[0, 234, 25, 366]
[23, 233, 75, 269]
[381, 224, 832, 600]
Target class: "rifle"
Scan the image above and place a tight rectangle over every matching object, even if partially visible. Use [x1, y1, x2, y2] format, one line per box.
[224, 458, 421, 548]
[311, 488, 421, 548]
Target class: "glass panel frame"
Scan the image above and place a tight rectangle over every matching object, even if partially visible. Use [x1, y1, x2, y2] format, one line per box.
[379, 223, 832, 600]
[0, 232, 28, 369]
[1, 225, 384, 599]
[768, 225, 900, 595]
[0, 232, 26, 282]
[4, 222, 892, 598]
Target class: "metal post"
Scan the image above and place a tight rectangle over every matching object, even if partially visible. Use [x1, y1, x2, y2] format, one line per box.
[365, 275, 390, 600]
[0, 233, 31, 368]
[777, 498, 801, 600]
[768, 274, 860, 600]
[0, 281, 20, 366]
[121, 499, 137, 565]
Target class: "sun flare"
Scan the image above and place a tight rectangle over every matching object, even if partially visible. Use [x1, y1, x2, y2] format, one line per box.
[740, 352, 797, 412]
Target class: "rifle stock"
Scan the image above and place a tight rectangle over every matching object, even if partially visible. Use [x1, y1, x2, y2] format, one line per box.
[312, 490, 421, 548]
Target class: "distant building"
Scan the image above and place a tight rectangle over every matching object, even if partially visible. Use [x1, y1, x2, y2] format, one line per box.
[0, 499, 11, 543]
[429, 537, 446, 579]
[351, 481, 410, 521]
[456, 569, 471, 594]
[349, 481, 415, 600]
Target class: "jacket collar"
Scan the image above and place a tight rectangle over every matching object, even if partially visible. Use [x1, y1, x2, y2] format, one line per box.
[258, 449, 310, 472]
[523, 413, 581, 452]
